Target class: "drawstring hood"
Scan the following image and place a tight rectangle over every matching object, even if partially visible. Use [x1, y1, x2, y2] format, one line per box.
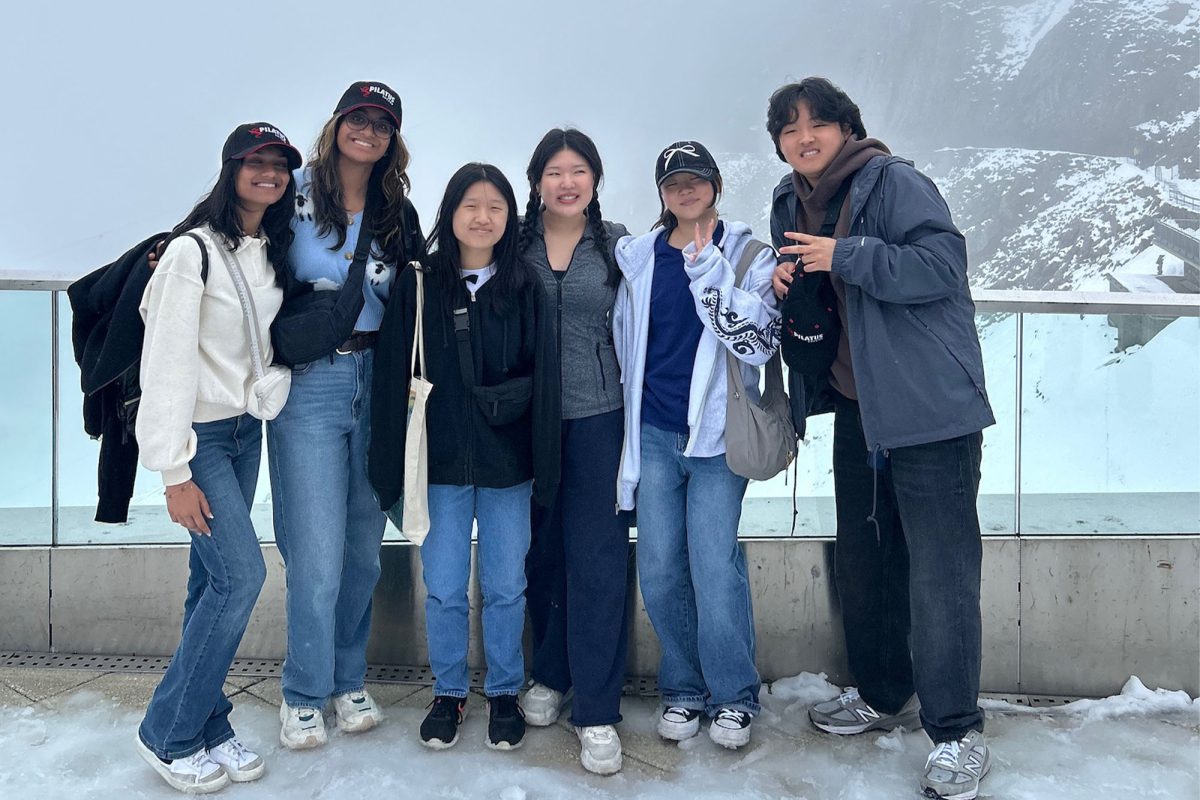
[866, 444, 886, 543]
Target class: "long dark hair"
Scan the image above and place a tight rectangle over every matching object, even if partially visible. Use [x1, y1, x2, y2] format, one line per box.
[424, 163, 530, 317]
[519, 128, 618, 287]
[169, 156, 295, 278]
[306, 111, 414, 263]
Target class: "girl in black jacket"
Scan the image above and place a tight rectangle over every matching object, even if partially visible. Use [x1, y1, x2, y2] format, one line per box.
[369, 163, 559, 751]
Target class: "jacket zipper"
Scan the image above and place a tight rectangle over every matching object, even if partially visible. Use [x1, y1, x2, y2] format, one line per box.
[464, 292, 477, 484]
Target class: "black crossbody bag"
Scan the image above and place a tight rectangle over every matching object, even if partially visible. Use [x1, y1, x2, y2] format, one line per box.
[271, 209, 376, 367]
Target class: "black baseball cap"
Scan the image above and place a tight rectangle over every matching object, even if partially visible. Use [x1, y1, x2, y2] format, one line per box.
[334, 81, 402, 129]
[222, 122, 303, 170]
[655, 140, 720, 187]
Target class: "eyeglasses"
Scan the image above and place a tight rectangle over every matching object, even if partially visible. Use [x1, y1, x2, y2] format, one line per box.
[343, 110, 396, 138]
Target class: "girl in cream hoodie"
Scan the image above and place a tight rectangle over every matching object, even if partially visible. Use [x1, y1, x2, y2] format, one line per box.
[133, 122, 300, 795]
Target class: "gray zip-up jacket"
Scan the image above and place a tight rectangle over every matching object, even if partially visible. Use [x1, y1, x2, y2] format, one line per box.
[771, 154, 994, 452]
[524, 218, 629, 419]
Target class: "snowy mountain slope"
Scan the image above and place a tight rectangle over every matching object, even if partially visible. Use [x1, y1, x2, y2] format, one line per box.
[923, 147, 1163, 289]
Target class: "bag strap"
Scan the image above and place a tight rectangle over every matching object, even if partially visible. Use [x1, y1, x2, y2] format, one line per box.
[328, 207, 377, 323]
[818, 181, 851, 238]
[181, 232, 210, 284]
[725, 238, 785, 400]
[409, 262, 426, 380]
[212, 237, 268, 384]
[452, 297, 474, 389]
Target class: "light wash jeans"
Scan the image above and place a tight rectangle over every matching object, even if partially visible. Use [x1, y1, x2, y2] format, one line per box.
[422, 481, 532, 698]
[139, 415, 267, 759]
[267, 351, 385, 709]
[635, 423, 761, 717]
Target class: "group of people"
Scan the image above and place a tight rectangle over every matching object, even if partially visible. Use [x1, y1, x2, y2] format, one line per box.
[129, 76, 994, 800]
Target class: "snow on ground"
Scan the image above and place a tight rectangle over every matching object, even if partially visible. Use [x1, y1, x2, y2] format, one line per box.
[1, 673, 1196, 800]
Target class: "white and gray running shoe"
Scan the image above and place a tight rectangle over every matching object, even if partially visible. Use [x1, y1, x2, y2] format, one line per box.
[575, 724, 622, 775]
[656, 706, 702, 740]
[920, 729, 991, 800]
[809, 687, 920, 734]
[521, 682, 566, 727]
[333, 689, 382, 733]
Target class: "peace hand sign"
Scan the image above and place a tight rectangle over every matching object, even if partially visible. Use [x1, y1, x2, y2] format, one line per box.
[686, 218, 717, 263]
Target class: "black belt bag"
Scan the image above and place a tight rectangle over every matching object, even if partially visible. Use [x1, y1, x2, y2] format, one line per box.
[453, 303, 533, 427]
[271, 209, 376, 368]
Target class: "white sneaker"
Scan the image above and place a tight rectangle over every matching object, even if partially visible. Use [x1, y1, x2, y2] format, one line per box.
[333, 690, 383, 733]
[279, 702, 327, 750]
[521, 682, 564, 726]
[708, 707, 753, 749]
[207, 737, 264, 782]
[135, 734, 230, 794]
[575, 724, 622, 775]
[656, 706, 702, 740]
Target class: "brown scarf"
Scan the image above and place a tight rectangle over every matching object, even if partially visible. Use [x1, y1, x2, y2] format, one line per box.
[790, 135, 890, 400]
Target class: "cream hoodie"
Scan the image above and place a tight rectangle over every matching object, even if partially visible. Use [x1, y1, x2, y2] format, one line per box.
[136, 226, 284, 486]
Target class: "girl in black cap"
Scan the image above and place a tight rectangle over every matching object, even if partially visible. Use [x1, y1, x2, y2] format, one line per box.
[134, 123, 300, 793]
[612, 140, 782, 750]
[268, 81, 424, 750]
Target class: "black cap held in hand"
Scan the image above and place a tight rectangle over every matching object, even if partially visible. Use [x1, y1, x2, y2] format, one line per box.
[655, 140, 720, 187]
[779, 270, 841, 378]
[335, 81, 402, 129]
[222, 123, 303, 170]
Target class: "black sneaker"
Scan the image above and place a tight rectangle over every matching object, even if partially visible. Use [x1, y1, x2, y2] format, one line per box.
[487, 694, 526, 750]
[420, 696, 467, 749]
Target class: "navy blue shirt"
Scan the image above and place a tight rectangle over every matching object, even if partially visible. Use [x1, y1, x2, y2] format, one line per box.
[642, 222, 724, 434]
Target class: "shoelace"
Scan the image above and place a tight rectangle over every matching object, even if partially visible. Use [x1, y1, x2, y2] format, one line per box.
[838, 688, 862, 706]
[663, 706, 695, 721]
[929, 739, 963, 770]
[582, 725, 616, 743]
[183, 749, 217, 772]
[715, 708, 749, 726]
[216, 738, 251, 762]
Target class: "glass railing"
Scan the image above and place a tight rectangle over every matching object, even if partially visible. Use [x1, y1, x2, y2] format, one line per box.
[2, 273, 1196, 545]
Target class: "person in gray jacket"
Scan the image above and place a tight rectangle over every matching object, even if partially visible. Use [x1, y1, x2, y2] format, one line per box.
[518, 128, 631, 775]
[768, 77, 995, 800]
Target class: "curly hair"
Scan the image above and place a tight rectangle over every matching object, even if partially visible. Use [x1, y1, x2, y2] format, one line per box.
[766, 77, 867, 162]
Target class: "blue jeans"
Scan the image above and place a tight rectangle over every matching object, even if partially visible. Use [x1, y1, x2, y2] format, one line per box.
[267, 350, 385, 709]
[139, 415, 267, 759]
[422, 481, 532, 698]
[832, 393, 984, 742]
[635, 423, 760, 717]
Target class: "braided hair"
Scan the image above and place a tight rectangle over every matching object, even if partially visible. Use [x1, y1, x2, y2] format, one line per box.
[520, 128, 619, 287]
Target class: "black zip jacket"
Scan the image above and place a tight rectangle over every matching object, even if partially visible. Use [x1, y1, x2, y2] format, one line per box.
[67, 232, 167, 522]
[369, 263, 561, 510]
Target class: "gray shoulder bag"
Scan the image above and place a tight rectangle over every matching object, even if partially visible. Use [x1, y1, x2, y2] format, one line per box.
[724, 239, 797, 480]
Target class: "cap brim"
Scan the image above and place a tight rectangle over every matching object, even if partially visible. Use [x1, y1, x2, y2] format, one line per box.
[339, 102, 401, 129]
[231, 142, 303, 170]
[657, 166, 718, 186]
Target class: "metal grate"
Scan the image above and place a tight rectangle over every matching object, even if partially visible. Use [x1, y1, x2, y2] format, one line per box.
[980, 691, 1083, 707]
[1, 652, 664, 696]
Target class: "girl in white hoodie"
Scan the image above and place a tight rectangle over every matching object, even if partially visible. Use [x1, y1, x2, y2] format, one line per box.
[612, 140, 780, 750]
[133, 123, 300, 794]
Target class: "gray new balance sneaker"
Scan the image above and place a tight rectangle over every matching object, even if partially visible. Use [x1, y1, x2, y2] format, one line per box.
[920, 729, 991, 800]
[808, 688, 921, 734]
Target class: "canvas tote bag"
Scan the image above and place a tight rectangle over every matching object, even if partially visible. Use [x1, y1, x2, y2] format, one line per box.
[402, 262, 433, 544]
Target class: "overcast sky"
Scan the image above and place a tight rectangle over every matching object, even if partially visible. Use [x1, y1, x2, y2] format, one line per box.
[1, 0, 857, 273]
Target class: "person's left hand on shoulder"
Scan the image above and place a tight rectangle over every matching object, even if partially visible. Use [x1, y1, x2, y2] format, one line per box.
[780, 232, 836, 273]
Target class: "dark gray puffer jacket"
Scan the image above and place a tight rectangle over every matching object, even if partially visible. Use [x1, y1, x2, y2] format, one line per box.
[524, 218, 629, 419]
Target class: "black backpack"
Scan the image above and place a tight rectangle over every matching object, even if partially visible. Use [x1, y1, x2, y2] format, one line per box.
[779, 181, 849, 378]
[67, 232, 208, 521]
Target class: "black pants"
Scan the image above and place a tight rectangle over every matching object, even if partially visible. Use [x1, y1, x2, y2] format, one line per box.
[832, 393, 985, 742]
[525, 408, 631, 726]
